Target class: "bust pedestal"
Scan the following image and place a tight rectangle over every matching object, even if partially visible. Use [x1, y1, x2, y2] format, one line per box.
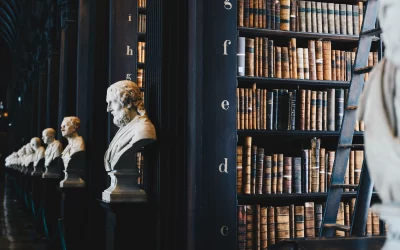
[24, 162, 34, 204]
[42, 157, 63, 179]
[31, 159, 45, 237]
[31, 158, 45, 176]
[60, 151, 85, 188]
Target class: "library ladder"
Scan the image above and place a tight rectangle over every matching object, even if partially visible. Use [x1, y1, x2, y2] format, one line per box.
[319, 0, 382, 238]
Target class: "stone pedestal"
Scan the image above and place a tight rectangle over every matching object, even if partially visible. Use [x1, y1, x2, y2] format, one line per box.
[59, 187, 88, 250]
[100, 201, 155, 250]
[43, 157, 63, 179]
[31, 175, 44, 235]
[60, 151, 85, 188]
[372, 203, 400, 250]
[32, 159, 45, 176]
[42, 178, 62, 250]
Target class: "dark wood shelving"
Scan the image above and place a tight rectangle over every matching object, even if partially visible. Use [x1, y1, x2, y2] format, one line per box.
[238, 130, 364, 137]
[138, 7, 146, 14]
[238, 192, 380, 206]
[138, 32, 146, 41]
[238, 76, 350, 88]
[238, 27, 379, 43]
[137, 62, 145, 69]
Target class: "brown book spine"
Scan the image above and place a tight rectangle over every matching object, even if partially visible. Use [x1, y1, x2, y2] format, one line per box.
[349, 150, 355, 187]
[305, 90, 311, 130]
[280, 0, 290, 31]
[300, 89, 306, 130]
[244, 137, 252, 194]
[305, 202, 315, 238]
[323, 41, 332, 80]
[238, 0, 244, 27]
[271, 0, 276, 29]
[259, 0, 263, 28]
[303, 48, 309, 79]
[311, 137, 320, 192]
[261, 207, 268, 249]
[263, 155, 272, 194]
[299, 1, 306, 32]
[316, 41, 323, 80]
[263, 38, 269, 77]
[275, 46, 282, 78]
[290, 0, 297, 31]
[291, 38, 298, 79]
[316, 2, 322, 33]
[272, 154, 278, 194]
[336, 202, 345, 236]
[283, 157, 292, 193]
[245, 88, 249, 129]
[282, 47, 290, 79]
[246, 38, 255, 76]
[345, 202, 350, 236]
[268, 40, 274, 77]
[241, 88, 245, 129]
[275, 1, 281, 30]
[259, 37, 263, 77]
[238, 206, 247, 250]
[308, 40, 317, 80]
[340, 51, 345, 81]
[295, 206, 305, 238]
[260, 89, 264, 129]
[314, 203, 323, 236]
[319, 148, 326, 192]
[372, 213, 380, 236]
[335, 50, 341, 81]
[327, 151, 335, 187]
[311, 91, 317, 131]
[255, 204, 261, 250]
[354, 150, 363, 185]
[275, 206, 290, 243]
[277, 154, 284, 194]
[297, 48, 304, 79]
[237, 88, 240, 130]
[251, 145, 258, 194]
[249, 0, 254, 27]
[306, 1, 312, 32]
[244, 0, 250, 27]
[252, 84, 257, 130]
[246, 205, 254, 249]
[366, 209, 372, 235]
[256, 148, 264, 194]
[323, 91, 328, 131]
[316, 91, 323, 131]
[358, 2, 363, 31]
[267, 207, 275, 246]
[331, 50, 336, 81]
[237, 146, 243, 194]
[263, 89, 267, 130]
[255, 37, 259, 77]
[257, 89, 261, 129]
[290, 205, 295, 239]
[248, 88, 253, 130]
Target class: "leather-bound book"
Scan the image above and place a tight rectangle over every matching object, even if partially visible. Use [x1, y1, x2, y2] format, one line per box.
[346, 5, 353, 35]
[273, 89, 279, 130]
[290, 90, 296, 130]
[321, 2, 328, 33]
[335, 50, 341, 81]
[327, 151, 335, 187]
[255, 205, 261, 250]
[302, 149, 309, 193]
[275, 1, 281, 30]
[353, 5, 359, 35]
[249, 0, 254, 27]
[300, 89, 306, 130]
[290, 0, 297, 31]
[275, 206, 290, 243]
[246, 38, 255, 76]
[354, 150, 363, 185]
[316, 41, 323, 80]
[316, 91, 323, 131]
[248, 88, 253, 130]
[253, 84, 257, 130]
[275, 46, 282, 78]
[336, 202, 345, 236]
[261, 207, 268, 249]
[259, 37, 263, 77]
[314, 203, 323, 236]
[244, 0, 250, 27]
[282, 47, 290, 79]
[328, 3, 335, 33]
[267, 92, 274, 130]
[290, 205, 295, 239]
[266, 0, 272, 29]
[267, 206, 275, 246]
[303, 48, 309, 79]
[277, 154, 284, 194]
[255, 38, 259, 77]
[238, 0, 244, 27]
[316, 2, 322, 33]
[263, 155, 272, 194]
[237, 88, 240, 129]
[311, 1, 317, 33]
[263, 89, 267, 130]
[335, 88, 344, 130]
[331, 50, 336, 81]
[245, 88, 249, 129]
[340, 4, 347, 35]
[366, 209, 372, 235]
[345, 202, 350, 236]
[319, 148, 326, 192]
[299, 1, 306, 32]
[293, 157, 302, 193]
[323, 41, 332, 80]
[272, 154, 278, 194]
[327, 89, 335, 131]
[305, 202, 315, 238]
[334, 4, 340, 34]
[240, 88, 245, 129]
[358, 2, 363, 31]
[263, 38, 269, 77]
[237, 146, 243, 194]
[238, 205, 247, 250]
[257, 88, 261, 129]
[308, 40, 317, 80]
[322, 91, 327, 131]
[280, 0, 291, 31]
[311, 137, 320, 193]
[311, 91, 317, 131]
[306, 1, 312, 32]
[349, 150, 355, 187]
[256, 148, 265, 194]
[268, 40, 274, 77]
[305, 90, 311, 130]
[251, 145, 258, 194]
[291, 38, 298, 79]
[372, 212, 380, 236]
[295, 206, 305, 238]
[297, 48, 304, 79]
[246, 205, 254, 249]
[283, 157, 292, 193]
[271, 0, 276, 29]
[244, 136, 252, 194]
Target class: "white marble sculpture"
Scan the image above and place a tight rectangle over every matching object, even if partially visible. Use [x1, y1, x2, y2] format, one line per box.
[60, 116, 86, 187]
[17, 146, 26, 171]
[30, 137, 45, 176]
[42, 128, 63, 178]
[103, 80, 156, 202]
[357, 1, 400, 249]
[24, 143, 35, 174]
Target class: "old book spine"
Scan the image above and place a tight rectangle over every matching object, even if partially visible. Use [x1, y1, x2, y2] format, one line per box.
[259, 89, 263, 129]
[295, 206, 305, 238]
[306, 1, 312, 32]
[273, 89, 279, 130]
[289, 39, 292, 78]
[266, 0, 272, 29]
[316, 2, 322, 33]
[372, 213, 380, 236]
[345, 202, 350, 236]
[305, 89, 311, 130]
[259, 0, 264, 28]
[336, 202, 345, 236]
[259, 37, 263, 77]
[260, 207, 268, 249]
[240, 88, 245, 129]
[246, 205, 254, 249]
[335, 50, 341, 81]
[283, 157, 292, 193]
[322, 2, 328, 33]
[245, 89, 249, 129]
[303, 48, 309, 80]
[331, 50, 336, 81]
[280, 0, 290, 31]
[290, 0, 297, 31]
[275, 46, 282, 78]
[316, 91, 323, 131]
[305, 202, 315, 238]
[263, 89, 267, 130]
[340, 4, 347, 35]
[366, 209, 372, 235]
[263, 38, 269, 77]
[302, 149, 309, 193]
[355, 150, 363, 185]
[350, 150, 355, 187]
[238, 0, 244, 27]
[238, 37, 246, 77]
[272, 154, 278, 194]
[308, 40, 317, 80]
[251, 145, 258, 194]
[246, 38, 255, 76]
[275, 1, 281, 30]
[311, 1, 317, 33]
[271, 0, 276, 29]
[290, 205, 295, 239]
[268, 40, 274, 77]
[238, 206, 247, 250]
[255, 37, 259, 77]
[267, 207, 275, 246]
[249, 0, 254, 27]
[346, 5, 353, 35]
[300, 89, 306, 130]
[353, 5, 359, 35]
[334, 4, 340, 34]
[373, 52, 378, 66]
[282, 90, 290, 130]
[327, 151, 335, 187]
[275, 206, 290, 243]
[314, 204, 323, 236]
[253, 84, 257, 130]
[263, 0, 267, 28]
[257, 89, 261, 129]
[245, 0, 250, 27]
[293, 157, 302, 193]
[299, 1, 306, 32]
[323, 41, 332, 80]
[282, 47, 290, 79]
[346, 52, 351, 81]
[249, 88, 253, 130]
[322, 91, 328, 131]
[244, 137, 252, 194]
[316, 41, 323, 80]
[263, 155, 272, 194]
[267, 92, 273, 130]
[277, 154, 284, 194]
[256, 148, 264, 194]
[291, 38, 298, 79]
[328, 3, 335, 34]
[290, 90, 296, 130]
[311, 137, 319, 192]
[311, 91, 317, 131]
[237, 146, 243, 194]
[237, 88, 240, 129]
[255, 205, 261, 250]
[297, 48, 304, 80]
[340, 51, 345, 81]
[335, 88, 344, 130]
[319, 148, 326, 192]
[358, 2, 363, 31]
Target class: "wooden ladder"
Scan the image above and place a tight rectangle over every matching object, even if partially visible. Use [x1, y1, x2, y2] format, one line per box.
[319, 0, 382, 237]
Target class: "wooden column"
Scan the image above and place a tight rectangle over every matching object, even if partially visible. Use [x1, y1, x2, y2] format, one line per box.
[46, 52, 60, 130]
[57, 0, 79, 140]
[38, 68, 47, 135]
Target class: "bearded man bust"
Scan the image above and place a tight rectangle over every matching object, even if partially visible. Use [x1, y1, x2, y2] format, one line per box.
[102, 80, 156, 202]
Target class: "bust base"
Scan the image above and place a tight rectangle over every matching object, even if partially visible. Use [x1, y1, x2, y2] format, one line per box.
[102, 190, 148, 203]
[372, 203, 400, 250]
[42, 172, 61, 179]
[31, 170, 44, 176]
[60, 169, 85, 188]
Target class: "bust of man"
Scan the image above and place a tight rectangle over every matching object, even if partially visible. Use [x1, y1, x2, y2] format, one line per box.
[17, 146, 26, 166]
[104, 80, 156, 171]
[61, 116, 85, 168]
[30, 137, 45, 167]
[24, 143, 35, 167]
[42, 128, 63, 167]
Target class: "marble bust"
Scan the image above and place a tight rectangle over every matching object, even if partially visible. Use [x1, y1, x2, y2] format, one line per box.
[42, 128, 63, 178]
[24, 143, 35, 174]
[17, 146, 26, 171]
[103, 80, 156, 202]
[60, 116, 86, 187]
[30, 137, 45, 176]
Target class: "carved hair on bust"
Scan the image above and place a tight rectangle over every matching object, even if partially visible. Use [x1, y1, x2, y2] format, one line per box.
[107, 80, 146, 116]
[61, 116, 81, 137]
[43, 128, 56, 142]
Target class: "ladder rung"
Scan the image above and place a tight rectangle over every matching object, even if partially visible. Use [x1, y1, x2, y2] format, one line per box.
[361, 28, 382, 37]
[324, 224, 351, 232]
[338, 144, 364, 149]
[331, 184, 359, 189]
[354, 66, 373, 75]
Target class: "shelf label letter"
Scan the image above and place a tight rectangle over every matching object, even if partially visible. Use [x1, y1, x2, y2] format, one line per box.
[220, 226, 228, 236]
[221, 100, 229, 110]
[126, 74, 132, 80]
[224, 0, 232, 10]
[219, 158, 228, 173]
[126, 46, 133, 56]
[128, 14, 132, 21]
[223, 40, 231, 55]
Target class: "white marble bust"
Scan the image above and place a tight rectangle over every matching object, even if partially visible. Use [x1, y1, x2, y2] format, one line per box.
[24, 143, 35, 167]
[30, 137, 45, 167]
[42, 128, 63, 167]
[103, 80, 156, 202]
[60, 116, 85, 168]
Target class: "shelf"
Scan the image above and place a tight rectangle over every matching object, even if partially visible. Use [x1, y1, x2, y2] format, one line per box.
[238, 27, 379, 43]
[138, 7, 146, 14]
[138, 32, 146, 41]
[238, 130, 364, 138]
[138, 62, 145, 69]
[238, 76, 350, 88]
[238, 192, 380, 206]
